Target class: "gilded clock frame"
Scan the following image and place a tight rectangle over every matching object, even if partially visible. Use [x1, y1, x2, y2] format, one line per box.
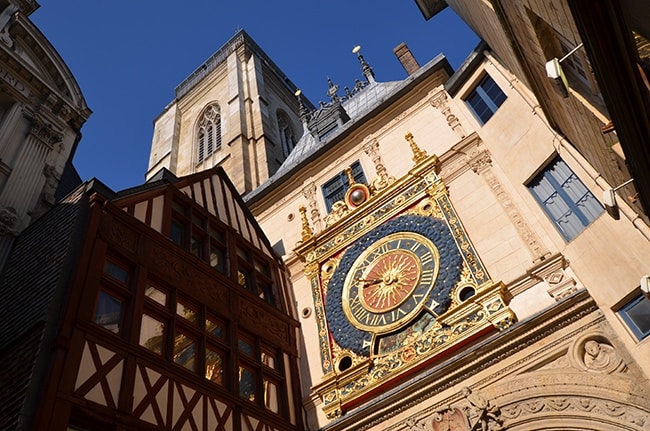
[294, 154, 515, 419]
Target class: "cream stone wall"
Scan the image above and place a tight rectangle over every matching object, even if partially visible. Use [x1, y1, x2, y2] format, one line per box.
[148, 104, 178, 175]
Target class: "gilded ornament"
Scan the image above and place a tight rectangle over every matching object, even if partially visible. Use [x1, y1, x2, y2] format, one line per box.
[298, 205, 313, 242]
[405, 131, 428, 164]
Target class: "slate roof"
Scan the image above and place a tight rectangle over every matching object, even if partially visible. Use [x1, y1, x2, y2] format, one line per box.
[245, 53, 453, 204]
[0, 184, 89, 429]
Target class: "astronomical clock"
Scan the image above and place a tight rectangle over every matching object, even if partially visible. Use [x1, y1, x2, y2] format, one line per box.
[294, 134, 515, 419]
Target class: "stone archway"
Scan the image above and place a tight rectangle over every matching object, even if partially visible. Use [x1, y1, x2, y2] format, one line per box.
[490, 333, 650, 431]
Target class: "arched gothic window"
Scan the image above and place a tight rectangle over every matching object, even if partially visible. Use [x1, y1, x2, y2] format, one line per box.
[197, 104, 222, 163]
[277, 111, 296, 158]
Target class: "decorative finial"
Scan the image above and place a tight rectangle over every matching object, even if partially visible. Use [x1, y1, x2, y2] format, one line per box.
[295, 89, 310, 128]
[326, 77, 340, 102]
[352, 45, 376, 84]
[344, 166, 356, 186]
[299, 205, 313, 241]
[405, 132, 428, 164]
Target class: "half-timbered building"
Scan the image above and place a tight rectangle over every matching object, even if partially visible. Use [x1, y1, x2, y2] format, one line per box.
[0, 167, 303, 431]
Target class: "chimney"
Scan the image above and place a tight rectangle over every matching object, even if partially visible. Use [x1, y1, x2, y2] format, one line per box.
[393, 43, 420, 75]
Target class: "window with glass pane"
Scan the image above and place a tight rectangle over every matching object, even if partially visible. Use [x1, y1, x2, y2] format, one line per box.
[238, 268, 253, 292]
[322, 161, 366, 212]
[176, 299, 197, 324]
[145, 284, 167, 306]
[206, 317, 224, 339]
[197, 104, 221, 163]
[256, 280, 274, 304]
[239, 366, 256, 401]
[264, 378, 280, 413]
[206, 348, 225, 384]
[173, 330, 196, 371]
[94, 291, 123, 333]
[528, 157, 603, 241]
[209, 225, 228, 274]
[170, 219, 185, 246]
[619, 295, 650, 340]
[191, 235, 204, 259]
[465, 74, 507, 125]
[103, 261, 129, 284]
[210, 245, 227, 273]
[262, 349, 276, 370]
[140, 314, 165, 354]
[238, 337, 254, 357]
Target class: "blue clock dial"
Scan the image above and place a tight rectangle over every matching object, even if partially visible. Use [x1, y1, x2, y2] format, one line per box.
[325, 215, 463, 356]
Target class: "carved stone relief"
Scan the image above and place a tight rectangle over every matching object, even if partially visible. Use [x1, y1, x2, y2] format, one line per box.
[38, 163, 60, 210]
[362, 136, 395, 193]
[406, 387, 504, 431]
[543, 268, 578, 301]
[429, 90, 467, 140]
[25, 111, 63, 150]
[570, 334, 628, 375]
[400, 329, 646, 431]
[302, 180, 322, 232]
[0, 205, 17, 236]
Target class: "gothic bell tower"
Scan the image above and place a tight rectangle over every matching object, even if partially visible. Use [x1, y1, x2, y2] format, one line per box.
[145, 30, 313, 194]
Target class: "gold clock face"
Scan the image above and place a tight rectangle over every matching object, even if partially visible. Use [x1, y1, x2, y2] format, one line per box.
[341, 232, 440, 333]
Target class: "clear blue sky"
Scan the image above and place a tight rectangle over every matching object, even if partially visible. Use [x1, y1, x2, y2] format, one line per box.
[32, 1, 478, 192]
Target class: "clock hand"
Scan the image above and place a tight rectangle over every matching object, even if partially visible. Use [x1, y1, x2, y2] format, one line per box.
[356, 278, 383, 287]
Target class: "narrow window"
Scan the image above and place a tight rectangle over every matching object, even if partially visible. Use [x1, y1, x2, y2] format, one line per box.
[465, 74, 507, 125]
[197, 104, 221, 163]
[528, 157, 603, 241]
[277, 112, 296, 158]
[322, 161, 366, 212]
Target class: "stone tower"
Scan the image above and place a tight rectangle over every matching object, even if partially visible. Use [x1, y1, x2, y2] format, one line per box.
[146, 30, 312, 195]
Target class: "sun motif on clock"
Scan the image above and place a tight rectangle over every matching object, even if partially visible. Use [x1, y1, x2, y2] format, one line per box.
[341, 232, 439, 332]
[359, 249, 420, 312]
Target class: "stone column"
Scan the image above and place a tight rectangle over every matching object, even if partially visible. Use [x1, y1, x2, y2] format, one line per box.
[0, 111, 62, 226]
[0, 102, 26, 161]
[0, 112, 62, 270]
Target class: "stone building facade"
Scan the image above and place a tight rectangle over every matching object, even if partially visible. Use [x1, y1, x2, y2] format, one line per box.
[0, 0, 90, 271]
[244, 39, 650, 429]
[417, 0, 650, 221]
